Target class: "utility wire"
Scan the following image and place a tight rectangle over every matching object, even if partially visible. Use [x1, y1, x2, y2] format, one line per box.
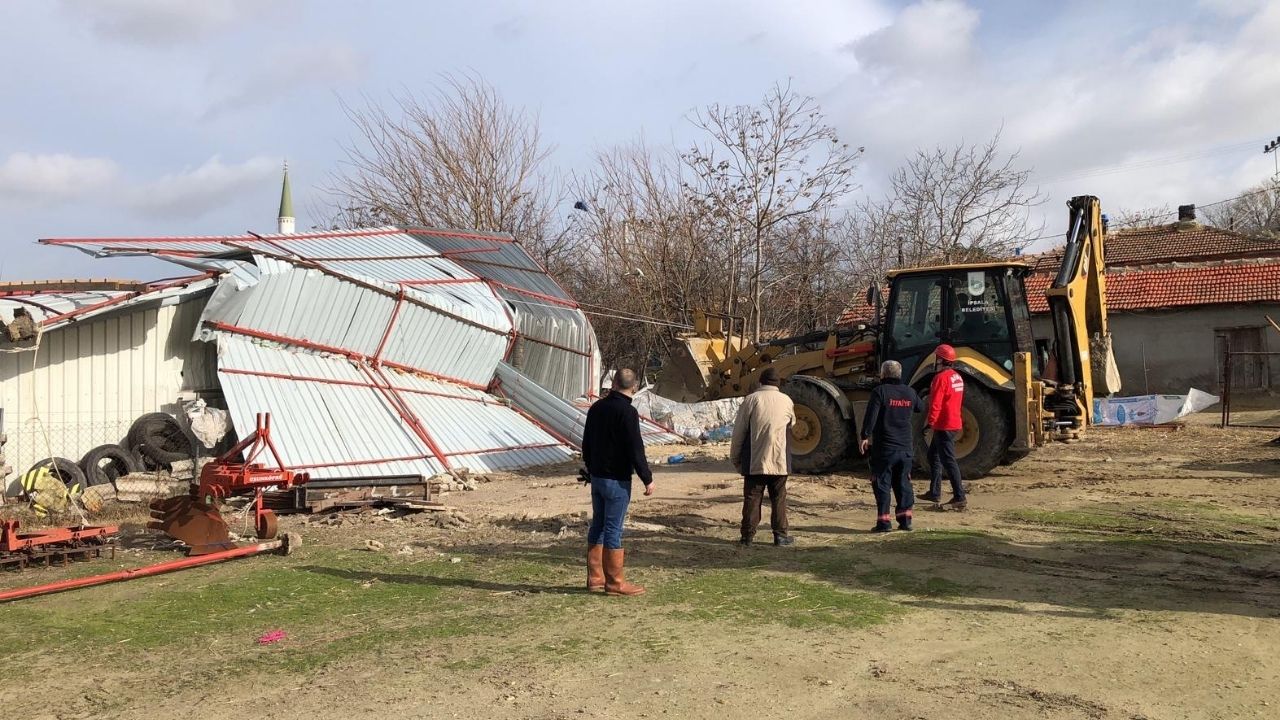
[1035, 138, 1267, 185]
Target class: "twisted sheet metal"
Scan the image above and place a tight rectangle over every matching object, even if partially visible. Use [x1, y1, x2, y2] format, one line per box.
[494, 362, 682, 448]
[216, 336, 573, 479]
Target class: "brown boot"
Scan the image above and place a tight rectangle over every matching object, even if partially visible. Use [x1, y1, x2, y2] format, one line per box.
[603, 548, 646, 596]
[586, 545, 605, 593]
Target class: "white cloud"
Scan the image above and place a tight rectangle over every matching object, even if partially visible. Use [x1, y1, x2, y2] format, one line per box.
[128, 155, 280, 219]
[848, 0, 979, 75]
[0, 152, 119, 201]
[59, 0, 260, 47]
[203, 45, 365, 119]
[828, 0, 1280, 248]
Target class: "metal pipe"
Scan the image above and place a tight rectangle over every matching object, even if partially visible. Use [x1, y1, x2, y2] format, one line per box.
[0, 537, 290, 603]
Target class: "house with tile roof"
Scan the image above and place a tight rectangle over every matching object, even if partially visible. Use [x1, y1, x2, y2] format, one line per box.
[1024, 204, 1280, 394]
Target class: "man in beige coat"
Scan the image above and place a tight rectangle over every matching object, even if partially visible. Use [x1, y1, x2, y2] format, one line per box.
[730, 366, 796, 546]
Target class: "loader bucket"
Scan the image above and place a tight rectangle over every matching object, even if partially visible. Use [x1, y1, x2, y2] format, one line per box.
[148, 495, 237, 556]
[653, 334, 742, 403]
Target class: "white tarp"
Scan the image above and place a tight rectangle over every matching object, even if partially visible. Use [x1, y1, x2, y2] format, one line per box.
[633, 390, 742, 442]
[1092, 388, 1219, 426]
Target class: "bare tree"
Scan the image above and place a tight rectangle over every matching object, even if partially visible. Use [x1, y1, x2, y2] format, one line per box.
[849, 132, 1042, 283]
[682, 83, 862, 340]
[1204, 178, 1280, 236]
[327, 73, 582, 275]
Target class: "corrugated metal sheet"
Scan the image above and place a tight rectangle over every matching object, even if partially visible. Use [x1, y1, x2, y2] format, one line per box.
[43, 227, 600, 401]
[0, 293, 217, 495]
[19, 226, 619, 484]
[494, 362, 682, 448]
[215, 336, 573, 479]
[0, 278, 216, 327]
[500, 289, 596, 400]
[200, 267, 509, 386]
[409, 230, 573, 300]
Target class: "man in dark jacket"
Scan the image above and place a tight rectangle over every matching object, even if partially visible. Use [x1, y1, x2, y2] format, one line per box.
[859, 360, 924, 532]
[582, 368, 654, 596]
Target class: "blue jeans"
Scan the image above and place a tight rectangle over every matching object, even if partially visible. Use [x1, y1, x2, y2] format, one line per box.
[587, 476, 632, 549]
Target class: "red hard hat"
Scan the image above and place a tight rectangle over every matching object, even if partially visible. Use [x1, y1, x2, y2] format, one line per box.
[936, 344, 957, 362]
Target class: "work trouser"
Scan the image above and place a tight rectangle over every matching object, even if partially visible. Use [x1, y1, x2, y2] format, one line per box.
[741, 474, 788, 539]
[587, 476, 633, 549]
[871, 451, 914, 528]
[929, 430, 964, 500]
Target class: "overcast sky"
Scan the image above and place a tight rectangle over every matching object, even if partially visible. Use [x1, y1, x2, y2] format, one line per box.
[2, 0, 1279, 280]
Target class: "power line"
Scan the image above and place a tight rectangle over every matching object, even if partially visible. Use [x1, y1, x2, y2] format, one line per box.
[1035, 138, 1267, 185]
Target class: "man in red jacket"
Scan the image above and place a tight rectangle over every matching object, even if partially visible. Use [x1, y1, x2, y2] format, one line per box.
[919, 344, 967, 509]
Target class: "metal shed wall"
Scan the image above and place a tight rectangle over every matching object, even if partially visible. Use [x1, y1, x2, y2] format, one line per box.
[0, 296, 216, 494]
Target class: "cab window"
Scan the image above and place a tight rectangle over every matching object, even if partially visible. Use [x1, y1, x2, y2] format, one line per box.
[950, 271, 1010, 343]
[889, 274, 942, 351]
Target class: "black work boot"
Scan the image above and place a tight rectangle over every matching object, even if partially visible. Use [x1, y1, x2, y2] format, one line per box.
[945, 497, 968, 511]
[871, 524, 893, 533]
[739, 535, 754, 547]
[773, 533, 794, 547]
[897, 520, 913, 531]
[918, 492, 941, 503]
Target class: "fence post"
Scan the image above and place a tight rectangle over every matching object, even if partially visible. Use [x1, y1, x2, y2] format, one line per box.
[1220, 342, 1232, 428]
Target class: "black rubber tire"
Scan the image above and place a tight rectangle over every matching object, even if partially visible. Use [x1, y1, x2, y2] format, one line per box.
[127, 412, 192, 465]
[27, 457, 87, 494]
[782, 380, 854, 474]
[913, 382, 1012, 480]
[80, 443, 143, 487]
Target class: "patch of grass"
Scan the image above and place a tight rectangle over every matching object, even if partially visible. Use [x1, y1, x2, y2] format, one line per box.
[1004, 503, 1280, 539]
[650, 569, 900, 629]
[442, 656, 492, 671]
[856, 567, 966, 597]
[1149, 500, 1280, 531]
[1003, 508, 1152, 533]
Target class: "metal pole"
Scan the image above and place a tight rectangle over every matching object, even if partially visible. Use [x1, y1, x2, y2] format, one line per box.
[0, 536, 292, 603]
[1141, 341, 1149, 395]
[1221, 343, 1232, 428]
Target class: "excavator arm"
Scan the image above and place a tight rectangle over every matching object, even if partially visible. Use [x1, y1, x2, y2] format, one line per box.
[1042, 195, 1121, 431]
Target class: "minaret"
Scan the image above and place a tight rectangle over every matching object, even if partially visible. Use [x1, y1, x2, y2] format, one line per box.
[277, 161, 295, 234]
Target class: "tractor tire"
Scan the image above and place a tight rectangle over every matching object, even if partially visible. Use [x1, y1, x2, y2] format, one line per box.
[782, 381, 854, 474]
[27, 457, 87, 495]
[913, 383, 1012, 480]
[127, 412, 192, 466]
[80, 443, 143, 487]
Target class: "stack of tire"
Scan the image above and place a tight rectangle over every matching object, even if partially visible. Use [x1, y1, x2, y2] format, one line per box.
[22, 412, 194, 498]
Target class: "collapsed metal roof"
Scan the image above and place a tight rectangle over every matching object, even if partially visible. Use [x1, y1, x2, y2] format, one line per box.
[29, 226, 665, 479]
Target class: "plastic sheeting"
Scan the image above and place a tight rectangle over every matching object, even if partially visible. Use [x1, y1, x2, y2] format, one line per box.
[632, 390, 743, 442]
[1092, 388, 1219, 426]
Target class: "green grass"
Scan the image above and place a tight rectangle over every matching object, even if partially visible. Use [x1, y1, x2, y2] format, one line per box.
[1003, 503, 1280, 538]
[1003, 508, 1154, 533]
[0, 543, 904, 689]
[650, 569, 900, 629]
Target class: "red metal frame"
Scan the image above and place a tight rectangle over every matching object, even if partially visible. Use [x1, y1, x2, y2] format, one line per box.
[372, 283, 408, 363]
[360, 363, 453, 471]
[217, 367, 487, 404]
[40, 227, 495, 246]
[38, 273, 215, 327]
[1, 520, 118, 553]
[206, 321, 490, 391]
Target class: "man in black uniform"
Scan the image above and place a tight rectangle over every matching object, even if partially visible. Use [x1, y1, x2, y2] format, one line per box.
[859, 360, 924, 532]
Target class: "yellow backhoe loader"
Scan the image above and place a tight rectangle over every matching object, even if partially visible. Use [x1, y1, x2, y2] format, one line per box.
[654, 195, 1121, 477]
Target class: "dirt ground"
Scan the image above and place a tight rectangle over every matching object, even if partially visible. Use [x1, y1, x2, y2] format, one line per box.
[2, 411, 1279, 720]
